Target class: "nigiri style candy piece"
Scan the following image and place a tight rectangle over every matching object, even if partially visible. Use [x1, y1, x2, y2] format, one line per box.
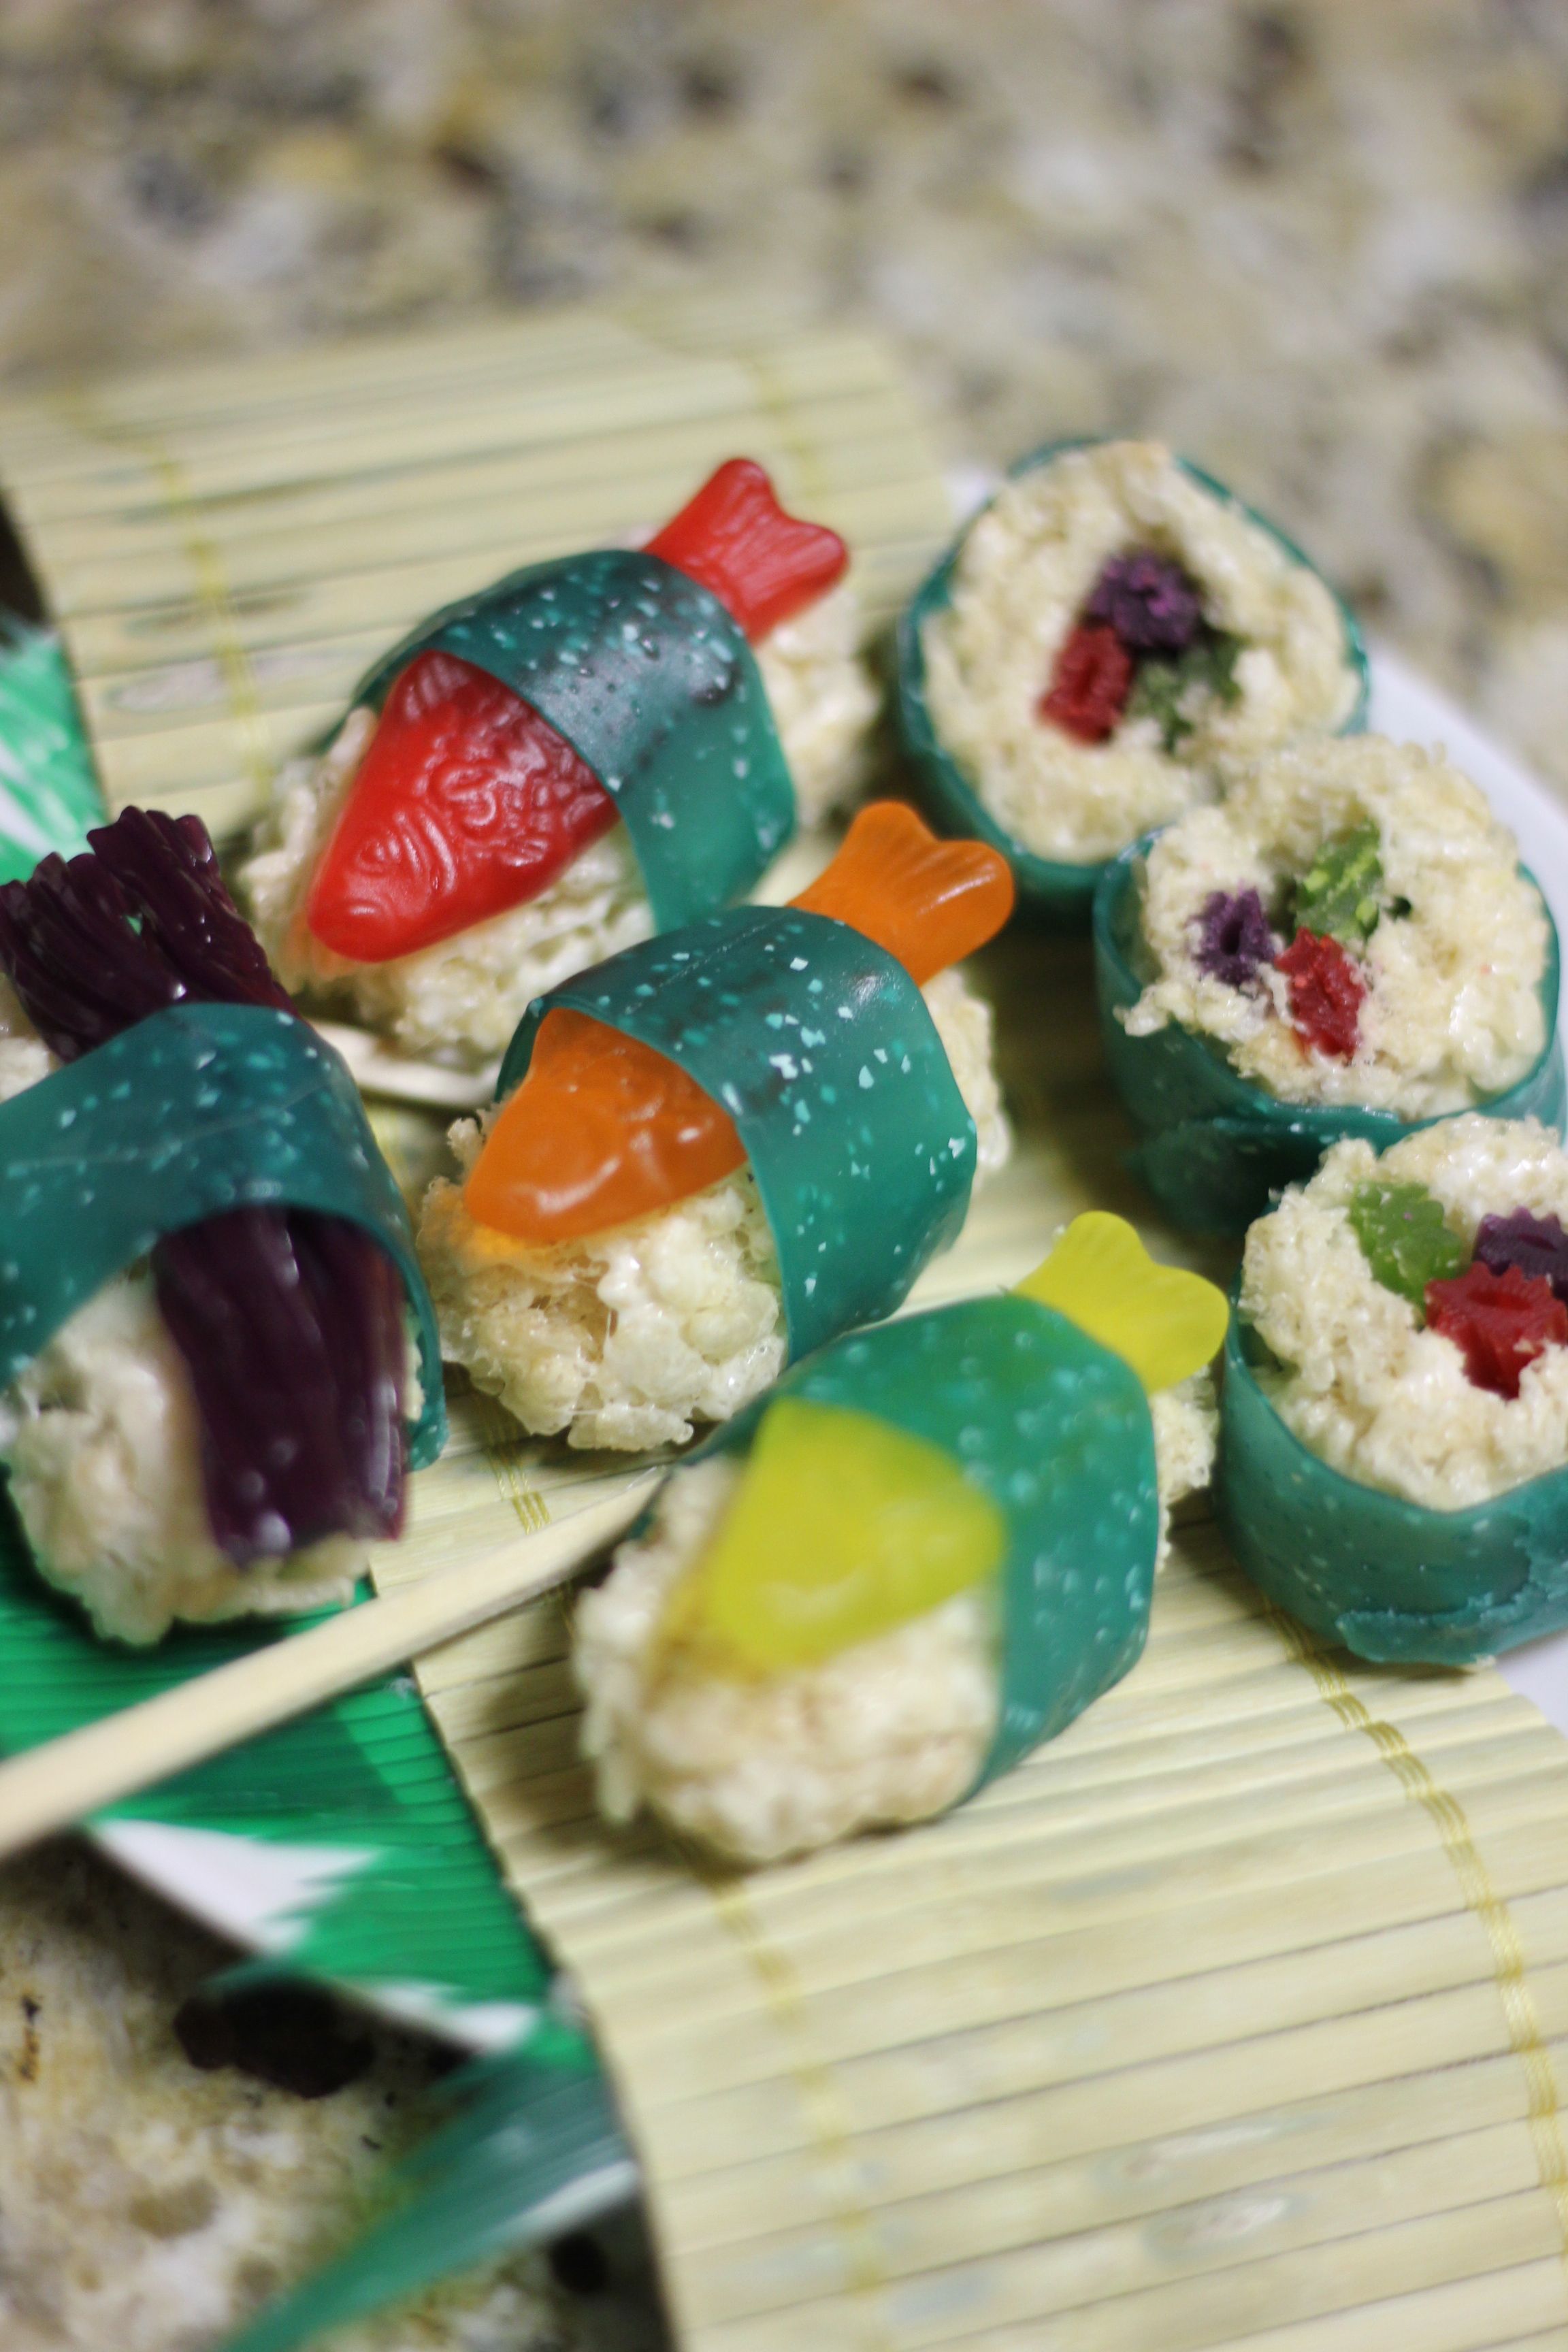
[1014, 1212, 1229, 1393]
[656, 1396, 1007, 1676]
[576, 1258, 1224, 1861]
[899, 440, 1369, 924]
[1348, 1179, 1466, 1311]
[464, 803, 1013, 1249]
[0, 810, 442, 1639]
[304, 461, 842, 968]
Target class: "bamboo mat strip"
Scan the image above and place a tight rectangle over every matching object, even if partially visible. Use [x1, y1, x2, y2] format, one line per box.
[14, 306, 1567, 2345]
[0, 302, 951, 839]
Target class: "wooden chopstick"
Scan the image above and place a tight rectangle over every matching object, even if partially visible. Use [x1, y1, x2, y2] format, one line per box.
[0, 1468, 663, 1865]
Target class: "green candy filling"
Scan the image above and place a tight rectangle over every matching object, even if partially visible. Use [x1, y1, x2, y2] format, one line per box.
[1348, 1179, 1467, 1311]
[1292, 820, 1384, 947]
[1124, 630, 1243, 754]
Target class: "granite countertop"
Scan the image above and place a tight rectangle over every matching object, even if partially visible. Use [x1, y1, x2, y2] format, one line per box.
[4, 1, 1568, 2344]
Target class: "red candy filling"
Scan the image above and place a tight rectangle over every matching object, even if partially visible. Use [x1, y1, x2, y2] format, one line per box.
[1274, 927, 1365, 1061]
[306, 459, 846, 966]
[1038, 623, 1133, 743]
[1424, 1261, 1568, 1401]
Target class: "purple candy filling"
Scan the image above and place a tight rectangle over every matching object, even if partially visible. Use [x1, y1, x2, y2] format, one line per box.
[0, 808, 408, 1567]
[1473, 1209, 1568, 1305]
[1085, 548, 1203, 657]
[1194, 887, 1278, 990]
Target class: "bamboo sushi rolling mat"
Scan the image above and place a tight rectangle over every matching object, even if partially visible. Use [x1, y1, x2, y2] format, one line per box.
[5, 304, 1568, 2350]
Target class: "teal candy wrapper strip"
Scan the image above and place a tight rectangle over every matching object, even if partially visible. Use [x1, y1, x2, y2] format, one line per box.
[1092, 840, 1567, 1233]
[1220, 1308, 1568, 1665]
[895, 438, 1370, 926]
[0, 1000, 445, 1465]
[496, 907, 977, 1361]
[0, 624, 105, 883]
[348, 548, 796, 930]
[699, 1294, 1160, 1785]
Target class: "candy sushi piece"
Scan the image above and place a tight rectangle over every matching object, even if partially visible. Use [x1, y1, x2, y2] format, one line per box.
[0, 810, 443, 1644]
[243, 459, 879, 1068]
[1222, 1116, 1568, 1663]
[898, 438, 1367, 921]
[575, 1214, 1225, 1863]
[418, 803, 1015, 1451]
[1094, 736, 1565, 1231]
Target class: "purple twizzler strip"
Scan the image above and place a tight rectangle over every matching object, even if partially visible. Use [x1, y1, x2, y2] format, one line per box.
[1474, 1209, 1568, 1304]
[1085, 548, 1202, 655]
[1194, 887, 1278, 989]
[0, 808, 408, 1569]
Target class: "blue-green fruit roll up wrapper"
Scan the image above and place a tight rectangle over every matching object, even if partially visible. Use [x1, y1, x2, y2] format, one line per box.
[896, 438, 1369, 926]
[495, 904, 977, 1361]
[704, 1295, 1162, 1782]
[1220, 1303, 1568, 1665]
[1093, 840, 1567, 1235]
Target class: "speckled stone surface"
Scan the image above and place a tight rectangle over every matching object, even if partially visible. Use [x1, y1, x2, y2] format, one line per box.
[5, 1, 1568, 789]
[6, 2, 1568, 2340]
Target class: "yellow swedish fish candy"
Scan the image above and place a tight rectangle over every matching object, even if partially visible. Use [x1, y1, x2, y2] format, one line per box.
[659, 1396, 1007, 1676]
[1013, 1211, 1228, 1392]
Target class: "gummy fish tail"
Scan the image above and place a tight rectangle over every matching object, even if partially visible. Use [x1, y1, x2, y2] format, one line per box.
[791, 801, 1015, 985]
[644, 457, 848, 642]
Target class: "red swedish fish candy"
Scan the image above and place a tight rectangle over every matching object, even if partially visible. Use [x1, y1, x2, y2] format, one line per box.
[305, 651, 617, 964]
[1424, 1260, 1568, 1399]
[463, 803, 1014, 1245]
[1039, 622, 1134, 743]
[1275, 927, 1365, 1061]
[307, 461, 845, 966]
[645, 458, 848, 642]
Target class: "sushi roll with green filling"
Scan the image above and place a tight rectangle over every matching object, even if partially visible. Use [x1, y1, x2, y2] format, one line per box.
[575, 1213, 1226, 1865]
[243, 459, 879, 1070]
[0, 809, 443, 1644]
[1095, 736, 1565, 1231]
[416, 804, 1013, 1452]
[1223, 1115, 1568, 1663]
[898, 438, 1367, 921]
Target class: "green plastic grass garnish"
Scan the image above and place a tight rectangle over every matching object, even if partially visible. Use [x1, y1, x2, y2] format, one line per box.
[1292, 821, 1384, 947]
[1348, 1179, 1466, 1310]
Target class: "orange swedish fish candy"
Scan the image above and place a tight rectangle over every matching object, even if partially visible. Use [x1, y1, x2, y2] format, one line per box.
[465, 804, 1015, 1245]
[462, 1007, 746, 1245]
